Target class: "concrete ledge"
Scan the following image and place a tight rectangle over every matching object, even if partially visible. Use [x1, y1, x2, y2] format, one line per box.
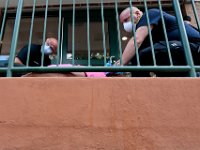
[0, 78, 200, 149]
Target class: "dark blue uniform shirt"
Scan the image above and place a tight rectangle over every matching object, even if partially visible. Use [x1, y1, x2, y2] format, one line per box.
[136, 9, 200, 50]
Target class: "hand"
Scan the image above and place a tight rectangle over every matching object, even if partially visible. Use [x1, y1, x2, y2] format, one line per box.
[114, 60, 121, 66]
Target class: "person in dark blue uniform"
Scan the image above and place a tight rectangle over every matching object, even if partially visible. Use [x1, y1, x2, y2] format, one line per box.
[115, 7, 200, 76]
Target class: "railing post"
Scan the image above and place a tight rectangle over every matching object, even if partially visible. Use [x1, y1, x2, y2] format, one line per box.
[173, 0, 196, 77]
[40, 0, 49, 67]
[114, 0, 123, 65]
[56, 0, 63, 65]
[0, 9, 2, 25]
[72, 0, 75, 65]
[86, 0, 91, 66]
[6, 0, 24, 77]
[0, 0, 10, 54]
[191, 0, 200, 31]
[0, 9, 2, 51]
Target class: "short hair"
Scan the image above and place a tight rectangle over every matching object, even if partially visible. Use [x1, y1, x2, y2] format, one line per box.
[120, 7, 141, 23]
[183, 15, 191, 22]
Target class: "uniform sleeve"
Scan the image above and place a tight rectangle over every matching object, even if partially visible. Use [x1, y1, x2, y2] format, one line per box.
[16, 44, 41, 65]
[16, 44, 29, 65]
[136, 9, 161, 28]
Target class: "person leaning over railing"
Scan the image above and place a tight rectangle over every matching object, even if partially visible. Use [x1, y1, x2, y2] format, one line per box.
[115, 7, 200, 76]
[14, 37, 58, 66]
[13, 37, 107, 78]
[0, 38, 57, 77]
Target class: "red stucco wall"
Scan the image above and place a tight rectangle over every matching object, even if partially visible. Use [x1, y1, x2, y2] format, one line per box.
[0, 78, 200, 150]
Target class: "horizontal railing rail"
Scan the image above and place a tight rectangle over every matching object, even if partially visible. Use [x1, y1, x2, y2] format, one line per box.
[0, 0, 199, 77]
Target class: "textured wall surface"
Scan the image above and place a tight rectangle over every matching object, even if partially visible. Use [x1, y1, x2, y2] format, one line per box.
[0, 78, 200, 150]
[185, 2, 200, 27]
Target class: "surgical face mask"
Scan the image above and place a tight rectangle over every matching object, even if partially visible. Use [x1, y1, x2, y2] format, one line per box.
[41, 43, 53, 55]
[123, 21, 133, 33]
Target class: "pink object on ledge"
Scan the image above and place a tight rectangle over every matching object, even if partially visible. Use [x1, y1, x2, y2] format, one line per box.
[48, 64, 106, 77]
[85, 72, 106, 77]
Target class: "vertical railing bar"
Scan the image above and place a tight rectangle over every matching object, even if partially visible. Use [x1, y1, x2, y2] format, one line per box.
[191, 0, 200, 31]
[0, 0, 10, 54]
[158, 0, 173, 66]
[129, 0, 140, 66]
[115, 0, 123, 65]
[41, 0, 49, 67]
[144, 0, 157, 66]
[60, 18, 64, 64]
[56, 0, 62, 65]
[72, 0, 75, 65]
[6, 0, 23, 77]
[101, 0, 107, 66]
[26, 0, 37, 66]
[173, 0, 196, 77]
[86, 0, 91, 66]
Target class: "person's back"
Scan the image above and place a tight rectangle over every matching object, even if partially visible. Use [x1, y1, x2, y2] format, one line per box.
[137, 9, 200, 50]
[16, 44, 51, 66]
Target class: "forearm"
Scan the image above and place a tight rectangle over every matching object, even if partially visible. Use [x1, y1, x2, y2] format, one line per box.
[14, 57, 23, 65]
[122, 38, 136, 65]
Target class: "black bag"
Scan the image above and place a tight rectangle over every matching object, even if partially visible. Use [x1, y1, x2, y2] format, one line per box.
[190, 42, 200, 65]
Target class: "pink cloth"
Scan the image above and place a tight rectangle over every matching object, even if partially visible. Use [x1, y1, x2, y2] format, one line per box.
[85, 72, 106, 77]
[48, 64, 106, 77]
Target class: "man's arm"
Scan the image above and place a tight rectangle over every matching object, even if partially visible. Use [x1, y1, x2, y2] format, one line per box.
[14, 57, 24, 65]
[119, 25, 153, 65]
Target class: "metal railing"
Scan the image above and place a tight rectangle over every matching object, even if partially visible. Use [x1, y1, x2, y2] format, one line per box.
[0, 0, 199, 77]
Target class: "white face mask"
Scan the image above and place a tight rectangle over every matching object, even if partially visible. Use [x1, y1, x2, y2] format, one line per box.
[123, 21, 134, 33]
[41, 43, 53, 55]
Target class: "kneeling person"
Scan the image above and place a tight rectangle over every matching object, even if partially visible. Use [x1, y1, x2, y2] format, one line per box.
[15, 38, 58, 66]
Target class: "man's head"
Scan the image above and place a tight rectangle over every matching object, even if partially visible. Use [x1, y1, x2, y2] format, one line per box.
[45, 38, 58, 54]
[120, 7, 143, 32]
[120, 7, 143, 23]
